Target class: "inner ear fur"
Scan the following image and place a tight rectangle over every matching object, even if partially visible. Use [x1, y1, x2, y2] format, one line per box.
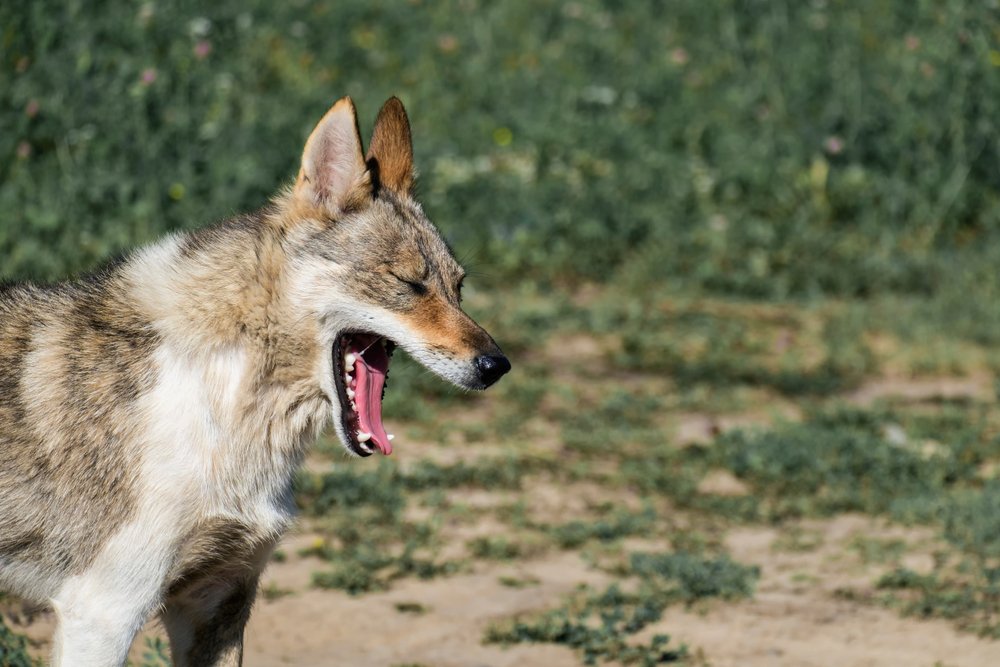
[295, 96, 372, 213]
[366, 97, 415, 195]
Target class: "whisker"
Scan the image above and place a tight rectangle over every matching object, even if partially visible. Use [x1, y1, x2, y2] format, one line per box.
[357, 337, 381, 357]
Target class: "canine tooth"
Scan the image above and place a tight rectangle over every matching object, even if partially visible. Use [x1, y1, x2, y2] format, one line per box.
[345, 353, 356, 365]
[346, 388, 355, 399]
[357, 431, 371, 442]
[345, 362, 354, 372]
[358, 441, 373, 454]
[387, 434, 395, 441]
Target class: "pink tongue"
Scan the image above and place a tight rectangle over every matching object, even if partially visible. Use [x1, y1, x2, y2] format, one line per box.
[350, 337, 392, 455]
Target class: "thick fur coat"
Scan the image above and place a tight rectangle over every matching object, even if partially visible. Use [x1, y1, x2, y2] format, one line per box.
[0, 97, 509, 666]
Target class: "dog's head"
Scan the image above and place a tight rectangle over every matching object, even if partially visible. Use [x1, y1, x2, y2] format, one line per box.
[283, 97, 510, 457]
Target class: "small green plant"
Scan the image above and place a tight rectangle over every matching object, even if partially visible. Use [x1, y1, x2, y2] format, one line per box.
[466, 536, 524, 561]
[498, 574, 541, 589]
[135, 637, 172, 667]
[260, 582, 293, 602]
[486, 550, 757, 665]
[705, 409, 985, 521]
[627, 552, 760, 604]
[486, 596, 686, 666]
[856, 481, 1000, 637]
[548, 508, 658, 549]
[772, 528, 824, 553]
[877, 567, 1000, 638]
[0, 616, 37, 667]
[849, 536, 907, 565]
[296, 458, 551, 594]
[394, 602, 429, 615]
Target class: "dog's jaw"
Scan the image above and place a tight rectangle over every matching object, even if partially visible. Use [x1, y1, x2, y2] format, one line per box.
[331, 332, 396, 457]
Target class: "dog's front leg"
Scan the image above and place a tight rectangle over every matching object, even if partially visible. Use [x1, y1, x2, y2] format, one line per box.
[48, 517, 178, 666]
[50, 568, 164, 667]
[161, 573, 260, 667]
[51, 603, 150, 667]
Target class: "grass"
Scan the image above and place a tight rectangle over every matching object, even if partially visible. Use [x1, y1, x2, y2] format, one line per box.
[547, 508, 659, 550]
[293, 455, 561, 594]
[2, 329, 997, 660]
[5, 285, 1000, 660]
[486, 549, 758, 665]
[393, 602, 429, 615]
[283, 291, 1000, 655]
[133, 637, 172, 667]
[870, 483, 1000, 638]
[4, 1, 1000, 299]
[0, 616, 36, 667]
[498, 574, 541, 589]
[4, 0, 1000, 663]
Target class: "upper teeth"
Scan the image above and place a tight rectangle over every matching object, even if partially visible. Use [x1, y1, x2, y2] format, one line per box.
[357, 431, 371, 442]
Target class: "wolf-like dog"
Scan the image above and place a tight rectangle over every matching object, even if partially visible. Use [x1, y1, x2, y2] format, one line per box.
[0, 96, 510, 666]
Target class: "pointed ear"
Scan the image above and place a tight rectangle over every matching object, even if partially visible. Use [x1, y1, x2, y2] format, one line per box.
[366, 97, 415, 195]
[295, 97, 371, 212]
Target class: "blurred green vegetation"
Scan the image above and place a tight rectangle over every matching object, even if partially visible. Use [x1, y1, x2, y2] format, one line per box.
[3, 0, 999, 301]
[4, 0, 1000, 661]
[0, 616, 36, 667]
[486, 550, 757, 665]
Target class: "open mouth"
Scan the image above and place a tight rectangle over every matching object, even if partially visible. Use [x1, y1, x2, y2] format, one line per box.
[333, 332, 396, 457]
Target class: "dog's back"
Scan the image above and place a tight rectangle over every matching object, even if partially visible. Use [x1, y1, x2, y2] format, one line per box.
[0, 96, 510, 666]
[0, 220, 307, 664]
[0, 274, 154, 601]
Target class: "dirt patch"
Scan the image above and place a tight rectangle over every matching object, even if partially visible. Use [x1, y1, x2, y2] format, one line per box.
[697, 469, 751, 496]
[634, 515, 1000, 667]
[848, 374, 994, 406]
[653, 593, 1000, 667]
[9, 505, 1000, 667]
[244, 549, 607, 667]
[673, 406, 801, 446]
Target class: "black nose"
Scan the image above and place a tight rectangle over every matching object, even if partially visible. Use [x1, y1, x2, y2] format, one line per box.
[474, 354, 511, 388]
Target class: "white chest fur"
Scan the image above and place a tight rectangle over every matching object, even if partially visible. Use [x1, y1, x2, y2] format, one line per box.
[139, 343, 294, 537]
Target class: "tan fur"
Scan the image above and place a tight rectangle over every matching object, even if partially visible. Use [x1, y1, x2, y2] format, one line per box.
[294, 97, 373, 214]
[367, 96, 415, 194]
[398, 298, 494, 358]
[0, 97, 508, 666]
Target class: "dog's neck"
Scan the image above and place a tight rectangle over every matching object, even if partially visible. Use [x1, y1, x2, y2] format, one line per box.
[119, 206, 334, 461]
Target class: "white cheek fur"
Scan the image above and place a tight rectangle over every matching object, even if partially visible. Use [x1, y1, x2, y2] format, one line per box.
[286, 258, 481, 454]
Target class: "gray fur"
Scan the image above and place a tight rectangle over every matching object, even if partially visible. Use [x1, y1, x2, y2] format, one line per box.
[0, 97, 508, 666]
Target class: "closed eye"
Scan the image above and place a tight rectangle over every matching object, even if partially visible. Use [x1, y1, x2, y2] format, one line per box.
[391, 273, 427, 295]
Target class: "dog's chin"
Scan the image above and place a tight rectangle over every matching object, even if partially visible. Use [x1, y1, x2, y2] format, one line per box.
[331, 420, 364, 458]
[331, 331, 396, 457]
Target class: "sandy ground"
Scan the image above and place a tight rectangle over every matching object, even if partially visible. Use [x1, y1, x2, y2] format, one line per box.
[6, 375, 1000, 665]
[236, 514, 1000, 667]
[9, 518, 1000, 666]
[653, 516, 1000, 667]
